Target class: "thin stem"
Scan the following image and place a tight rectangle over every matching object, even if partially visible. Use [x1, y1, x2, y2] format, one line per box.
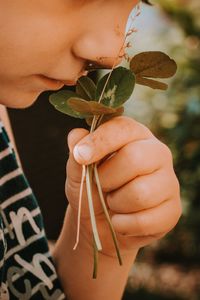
[94, 164, 123, 265]
[73, 165, 86, 250]
[74, 5, 140, 277]
[96, 114, 104, 127]
[92, 236, 98, 279]
[90, 7, 140, 134]
[90, 115, 100, 133]
[86, 165, 102, 251]
[97, 8, 139, 105]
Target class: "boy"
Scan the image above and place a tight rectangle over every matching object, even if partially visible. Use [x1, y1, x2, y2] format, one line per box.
[0, 0, 181, 299]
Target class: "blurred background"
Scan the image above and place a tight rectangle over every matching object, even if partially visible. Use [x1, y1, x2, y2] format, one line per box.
[8, 0, 200, 299]
[123, 1, 200, 299]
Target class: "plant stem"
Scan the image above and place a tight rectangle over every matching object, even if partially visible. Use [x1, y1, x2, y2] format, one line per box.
[90, 115, 100, 133]
[73, 165, 86, 250]
[94, 164, 123, 266]
[86, 165, 102, 251]
[92, 236, 98, 279]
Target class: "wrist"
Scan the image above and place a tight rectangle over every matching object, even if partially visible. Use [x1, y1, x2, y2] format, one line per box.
[55, 205, 138, 262]
[53, 206, 138, 300]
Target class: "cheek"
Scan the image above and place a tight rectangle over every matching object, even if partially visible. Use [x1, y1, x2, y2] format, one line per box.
[0, 16, 68, 107]
[0, 3, 73, 77]
[0, 24, 59, 76]
[0, 77, 41, 108]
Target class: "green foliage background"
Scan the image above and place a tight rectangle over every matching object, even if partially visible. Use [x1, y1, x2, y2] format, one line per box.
[123, 1, 200, 299]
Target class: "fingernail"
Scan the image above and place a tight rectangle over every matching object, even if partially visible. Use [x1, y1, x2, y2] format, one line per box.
[73, 144, 93, 162]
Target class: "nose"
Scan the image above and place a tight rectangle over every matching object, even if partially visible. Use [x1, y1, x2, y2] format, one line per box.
[72, 29, 126, 70]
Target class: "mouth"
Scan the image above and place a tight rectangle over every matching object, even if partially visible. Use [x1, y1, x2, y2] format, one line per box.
[38, 69, 89, 89]
[37, 75, 65, 89]
[38, 63, 112, 90]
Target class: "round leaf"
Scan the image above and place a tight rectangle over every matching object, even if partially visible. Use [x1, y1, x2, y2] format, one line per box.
[136, 76, 168, 90]
[130, 51, 177, 78]
[96, 67, 135, 108]
[86, 106, 124, 126]
[76, 76, 96, 100]
[99, 106, 125, 124]
[67, 98, 117, 116]
[49, 90, 89, 118]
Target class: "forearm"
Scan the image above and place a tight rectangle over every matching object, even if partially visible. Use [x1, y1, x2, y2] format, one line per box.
[53, 206, 138, 300]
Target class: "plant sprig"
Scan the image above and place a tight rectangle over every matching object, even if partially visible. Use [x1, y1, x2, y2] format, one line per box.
[49, 51, 177, 278]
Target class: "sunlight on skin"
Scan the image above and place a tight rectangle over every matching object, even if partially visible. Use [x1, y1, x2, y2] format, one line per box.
[0, 0, 138, 108]
[0, 1, 181, 299]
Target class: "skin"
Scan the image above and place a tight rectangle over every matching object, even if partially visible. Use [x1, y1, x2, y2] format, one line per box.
[0, 0, 182, 299]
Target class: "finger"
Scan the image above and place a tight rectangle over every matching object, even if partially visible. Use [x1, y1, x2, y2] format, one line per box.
[107, 169, 180, 213]
[111, 196, 182, 237]
[67, 128, 89, 184]
[98, 139, 172, 192]
[73, 116, 153, 165]
[66, 128, 104, 217]
[68, 128, 89, 153]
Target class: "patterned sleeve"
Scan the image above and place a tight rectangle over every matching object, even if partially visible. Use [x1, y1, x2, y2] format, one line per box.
[0, 120, 66, 299]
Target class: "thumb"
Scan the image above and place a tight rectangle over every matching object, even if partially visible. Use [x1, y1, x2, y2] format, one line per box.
[67, 128, 89, 185]
[66, 128, 104, 218]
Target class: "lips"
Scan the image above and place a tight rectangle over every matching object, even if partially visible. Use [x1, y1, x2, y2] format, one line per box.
[40, 68, 89, 88]
[39, 61, 111, 90]
[61, 79, 78, 86]
[37, 75, 64, 89]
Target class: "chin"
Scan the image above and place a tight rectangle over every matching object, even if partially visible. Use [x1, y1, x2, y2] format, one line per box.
[0, 91, 41, 109]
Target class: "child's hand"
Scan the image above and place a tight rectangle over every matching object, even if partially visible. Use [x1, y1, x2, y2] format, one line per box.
[66, 116, 181, 256]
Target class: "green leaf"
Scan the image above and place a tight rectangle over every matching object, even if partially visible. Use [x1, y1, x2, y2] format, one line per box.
[96, 67, 135, 108]
[130, 51, 177, 78]
[86, 106, 124, 126]
[136, 77, 168, 90]
[100, 106, 125, 124]
[67, 98, 117, 116]
[49, 90, 89, 118]
[130, 51, 177, 90]
[76, 76, 97, 100]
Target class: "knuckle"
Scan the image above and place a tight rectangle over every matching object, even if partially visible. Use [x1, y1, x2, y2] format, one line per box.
[132, 180, 149, 208]
[122, 142, 143, 169]
[112, 115, 135, 126]
[159, 141, 173, 163]
[88, 130, 103, 146]
[175, 198, 183, 221]
[111, 116, 137, 136]
[134, 213, 148, 236]
[106, 193, 115, 210]
[112, 116, 152, 137]
[170, 173, 181, 200]
[174, 175, 181, 194]
[166, 198, 182, 233]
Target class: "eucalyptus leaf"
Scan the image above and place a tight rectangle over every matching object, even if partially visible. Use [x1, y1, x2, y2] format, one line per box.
[136, 76, 168, 90]
[86, 106, 124, 126]
[76, 76, 96, 100]
[130, 51, 177, 78]
[99, 106, 125, 124]
[96, 67, 135, 108]
[49, 90, 89, 118]
[67, 98, 117, 116]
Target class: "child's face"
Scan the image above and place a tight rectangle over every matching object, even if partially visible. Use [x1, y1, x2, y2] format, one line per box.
[0, 0, 138, 108]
